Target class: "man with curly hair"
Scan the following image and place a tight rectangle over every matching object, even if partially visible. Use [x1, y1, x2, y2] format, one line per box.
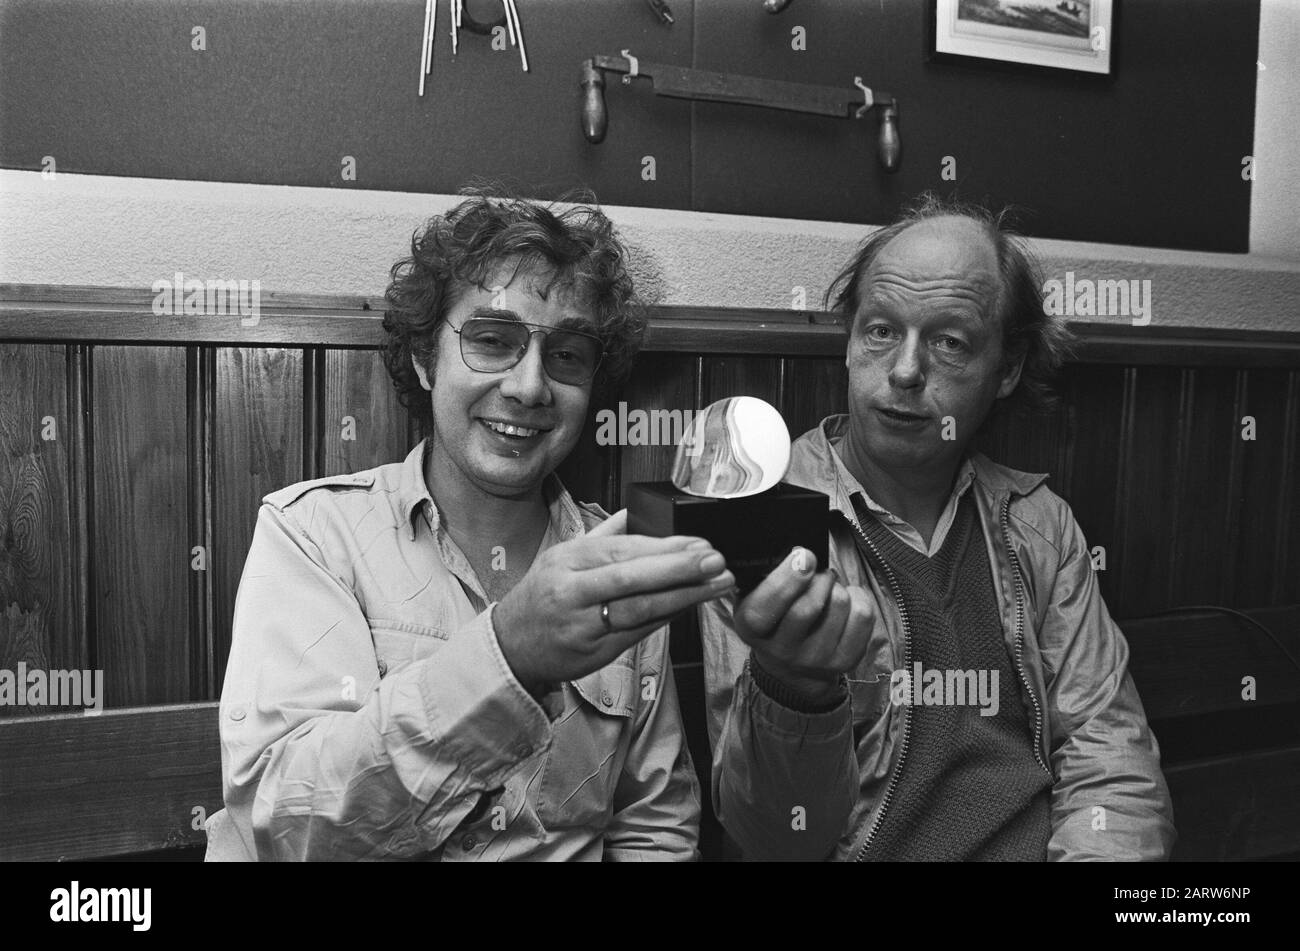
[701, 197, 1176, 861]
[206, 193, 731, 860]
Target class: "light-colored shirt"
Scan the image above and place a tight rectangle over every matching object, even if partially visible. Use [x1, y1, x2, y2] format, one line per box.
[205, 439, 700, 861]
[826, 435, 977, 557]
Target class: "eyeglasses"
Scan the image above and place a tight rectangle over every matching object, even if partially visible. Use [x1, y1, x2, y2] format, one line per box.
[450, 316, 605, 386]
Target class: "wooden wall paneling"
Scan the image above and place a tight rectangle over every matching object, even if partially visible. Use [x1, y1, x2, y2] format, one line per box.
[408, 410, 424, 478]
[92, 346, 191, 707]
[186, 346, 215, 701]
[320, 349, 412, 477]
[781, 357, 847, 441]
[977, 400, 1073, 489]
[610, 354, 702, 664]
[1071, 323, 1300, 369]
[67, 345, 92, 675]
[973, 355, 1076, 480]
[702, 356, 782, 407]
[1274, 370, 1299, 604]
[615, 354, 700, 495]
[554, 401, 616, 514]
[1112, 366, 1185, 618]
[303, 347, 324, 480]
[9, 291, 1300, 365]
[972, 412, 1014, 472]
[1062, 364, 1128, 609]
[1222, 370, 1250, 609]
[212, 348, 304, 693]
[1233, 369, 1292, 608]
[1167, 369, 1241, 607]
[0, 344, 86, 716]
[1050, 394, 1076, 501]
[1112, 364, 1141, 603]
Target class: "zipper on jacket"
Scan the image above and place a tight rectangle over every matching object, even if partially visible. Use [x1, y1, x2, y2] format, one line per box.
[849, 517, 912, 861]
[1000, 497, 1052, 778]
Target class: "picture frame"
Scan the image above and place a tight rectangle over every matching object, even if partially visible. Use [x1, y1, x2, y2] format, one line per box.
[931, 0, 1114, 76]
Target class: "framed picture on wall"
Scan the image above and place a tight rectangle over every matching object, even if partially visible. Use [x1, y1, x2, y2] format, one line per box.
[932, 0, 1114, 75]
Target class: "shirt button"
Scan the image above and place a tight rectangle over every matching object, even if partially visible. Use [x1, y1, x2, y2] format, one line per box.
[462, 835, 478, 851]
[515, 744, 532, 759]
[377, 659, 388, 677]
[600, 692, 613, 707]
[228, 706, 246, 722]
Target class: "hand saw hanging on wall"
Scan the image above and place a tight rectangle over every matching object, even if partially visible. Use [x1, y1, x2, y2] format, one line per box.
[580, 51, 901, 172]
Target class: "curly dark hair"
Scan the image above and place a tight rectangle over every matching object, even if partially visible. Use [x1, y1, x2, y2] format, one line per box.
[825, 192, 1074, 412]
[382, 188, 645, 435]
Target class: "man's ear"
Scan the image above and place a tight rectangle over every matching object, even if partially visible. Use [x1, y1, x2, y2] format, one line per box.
[412, 352, 433, 392]
[996, 345, 1027, 400]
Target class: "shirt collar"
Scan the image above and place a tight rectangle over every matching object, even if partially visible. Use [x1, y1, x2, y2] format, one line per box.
[398, 438, 589, 543]
[824, 421, 976, 528]
[398, 439, 436, 541]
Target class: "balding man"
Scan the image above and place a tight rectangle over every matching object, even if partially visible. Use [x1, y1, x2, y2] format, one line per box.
[701, 195, 1175, 861]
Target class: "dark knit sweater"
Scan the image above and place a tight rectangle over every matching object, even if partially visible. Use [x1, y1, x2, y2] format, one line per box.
[852, 492, 1053, 861]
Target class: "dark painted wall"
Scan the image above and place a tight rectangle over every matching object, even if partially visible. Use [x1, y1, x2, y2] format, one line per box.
[0, 0, 1259, 251]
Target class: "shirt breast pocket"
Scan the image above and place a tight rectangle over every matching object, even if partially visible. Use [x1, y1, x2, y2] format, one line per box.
[535, 660, 638, 831]
[368, 621, 449, 680]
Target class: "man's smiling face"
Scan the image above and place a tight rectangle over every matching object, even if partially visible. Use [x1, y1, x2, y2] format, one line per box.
[414, 263, 597, 500]
[845, 216, 1024, 475]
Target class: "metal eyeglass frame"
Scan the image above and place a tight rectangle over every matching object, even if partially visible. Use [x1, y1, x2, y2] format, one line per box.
[449, 317, 606, 386]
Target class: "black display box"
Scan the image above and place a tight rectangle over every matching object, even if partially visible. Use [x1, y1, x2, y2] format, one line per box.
[626, 481, 830, 597]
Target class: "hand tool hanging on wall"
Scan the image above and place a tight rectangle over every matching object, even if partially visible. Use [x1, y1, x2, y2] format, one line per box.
[579, 51, 901, 172]
[419, 0, 529, 95]
[644, 0, 675, 25]
[643, 0, 790, 22]
[641, 1, 791, 25]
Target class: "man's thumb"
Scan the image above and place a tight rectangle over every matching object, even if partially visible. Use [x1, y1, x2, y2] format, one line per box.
[586, 508, 628, 538]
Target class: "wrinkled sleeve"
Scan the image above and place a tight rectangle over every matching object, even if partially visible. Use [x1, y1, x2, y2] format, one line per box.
[1037, 499, 1177, 861]
[603, 629, 701, 861]
[218, 502, 556, 861]
[699, 597, 858, 861]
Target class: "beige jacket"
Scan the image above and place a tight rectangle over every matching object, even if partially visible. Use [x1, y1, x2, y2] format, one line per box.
[206, 440, 700, 861]
[701, 415, 1176, 862]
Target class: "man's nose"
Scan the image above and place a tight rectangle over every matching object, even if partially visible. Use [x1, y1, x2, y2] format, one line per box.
[498, 333, 553, 405]
[888, 334, 926, 388]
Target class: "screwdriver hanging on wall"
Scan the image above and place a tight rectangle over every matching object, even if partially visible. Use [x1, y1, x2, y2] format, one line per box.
[579, 52, 902, 173]
[644, 0, 674, 25]
[418, 0, 529, 95]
